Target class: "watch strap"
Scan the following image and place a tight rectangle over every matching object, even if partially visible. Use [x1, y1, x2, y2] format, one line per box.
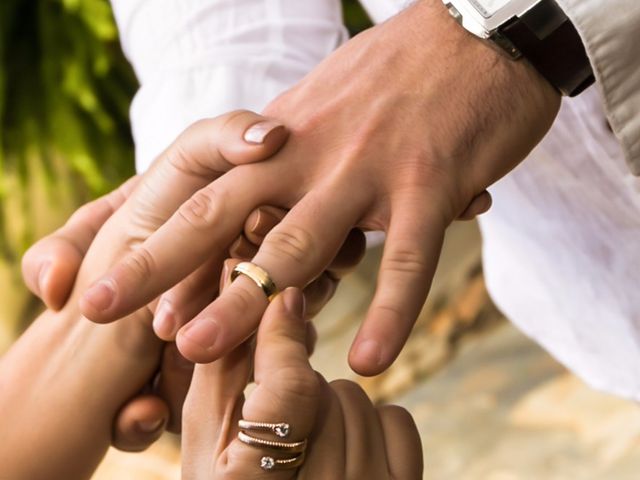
[499, 0, 594, 97]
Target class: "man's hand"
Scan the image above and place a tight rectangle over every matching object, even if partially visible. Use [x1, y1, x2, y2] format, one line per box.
[183, 288, 423, 480]
[79, 0, 560, 375]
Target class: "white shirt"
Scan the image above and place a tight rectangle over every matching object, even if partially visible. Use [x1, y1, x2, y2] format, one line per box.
[111, 0, 640, 401]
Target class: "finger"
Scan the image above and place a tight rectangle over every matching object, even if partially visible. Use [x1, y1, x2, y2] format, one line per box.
[245, 210, 359, 318]
[176, 188, 363, 363]
[81, 111, 288, 323]
[325, 228, 366, 279]
[220, 288, 320, 479]
[245, 212, 366, 278]
[153, 254, 224, 341]
[296, 377, 346, 479]
[331, 380, 390, 478]
[21, 176, 138, 310]
[349, 195, 445, 376]
[154, 343, 194, 433]
[229, 235, 258, 260]
[244, 206, 286, 245]
[182, 343, 252, 479]
[377, 405, 423, 480]
[182, 263, 253, 470]
[112, 394, 169, 452]
[302, 274, 338, 319]
[457, 190, 492, 221]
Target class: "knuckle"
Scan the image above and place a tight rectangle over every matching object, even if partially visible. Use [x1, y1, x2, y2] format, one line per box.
[221, 288, 252, 315]
[177, 188, 224, 232]
[261, 225, 315, 265]
[329, 378, 367, 398]
[385, 248, 429, 276]
[221, 446, 254, 480]
[395, 156, 446, 189]
[218, 109, 253, 132]
[264, 365, 320, 405]
[372, 303, 406, 326]
[125, 246, 158, 279]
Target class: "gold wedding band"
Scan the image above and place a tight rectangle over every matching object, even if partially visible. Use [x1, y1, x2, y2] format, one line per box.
[230, 262, 279, 301]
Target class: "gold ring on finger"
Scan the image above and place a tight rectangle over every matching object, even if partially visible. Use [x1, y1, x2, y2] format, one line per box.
[230, 262, 279, 301]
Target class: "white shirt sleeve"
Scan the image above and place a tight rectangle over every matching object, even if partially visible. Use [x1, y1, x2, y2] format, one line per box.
[109, 0, 348, 173]
[556, 0, 640, 175]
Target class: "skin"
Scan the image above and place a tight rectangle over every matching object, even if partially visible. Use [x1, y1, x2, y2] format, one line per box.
[0, 111, 331, 478]
[79, 0, 559, 376]
[18, 116, 486, 457]
[4, 109, 374, 478]
[22, 195, 360, 451]
[182, 287, 423, 480]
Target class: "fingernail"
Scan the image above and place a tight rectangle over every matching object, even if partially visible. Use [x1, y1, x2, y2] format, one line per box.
[282, 287, 305, 318]
[244, 120, 283, 144]
[153, 300, 178, 339]
[136, 418, 165, 434]
[83, 280, 115, 312]
[353, 339, 382, 368]
[180, 318, 220, 351]
[38, 261, 51, 295]
[250, 209, 281, 237]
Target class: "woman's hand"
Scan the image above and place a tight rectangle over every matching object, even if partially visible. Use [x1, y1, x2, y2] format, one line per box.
[21, 177, 365, 453]
[182, 287, 423, 480]
[1, 111, 296, 479]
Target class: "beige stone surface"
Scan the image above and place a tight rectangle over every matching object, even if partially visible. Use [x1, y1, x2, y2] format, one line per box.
[397, 324, 640, 480]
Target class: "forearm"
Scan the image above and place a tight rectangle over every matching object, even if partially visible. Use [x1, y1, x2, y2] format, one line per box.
[0, 307, 161, 480]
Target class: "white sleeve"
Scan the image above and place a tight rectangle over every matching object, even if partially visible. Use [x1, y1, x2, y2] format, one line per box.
[109, 0, 348, 173]
[556, 0, 640, 175]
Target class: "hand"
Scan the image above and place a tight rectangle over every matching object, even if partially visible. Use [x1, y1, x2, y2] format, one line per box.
[1, 111, 296, 479]
[78, 0, 559, 376]
[21, 157, 365, 452]
[182, 287, 422, 479]
[21, 179, 190, 451]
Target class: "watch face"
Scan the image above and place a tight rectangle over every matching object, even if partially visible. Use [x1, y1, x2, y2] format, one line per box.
[467, 0, 512, 18]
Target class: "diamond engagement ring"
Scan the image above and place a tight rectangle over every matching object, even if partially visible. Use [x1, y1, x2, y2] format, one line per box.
[238, 419, 307, 471]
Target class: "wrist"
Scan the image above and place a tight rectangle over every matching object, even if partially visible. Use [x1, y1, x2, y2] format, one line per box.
[382, 0, 560, 215]
[0, 308, 162, 479]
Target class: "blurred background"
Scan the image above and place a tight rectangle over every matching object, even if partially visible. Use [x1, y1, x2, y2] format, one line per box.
[2, 1, 640, 479]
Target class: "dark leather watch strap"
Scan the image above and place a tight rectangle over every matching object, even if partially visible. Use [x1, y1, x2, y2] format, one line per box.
[499, 0, 594, 96]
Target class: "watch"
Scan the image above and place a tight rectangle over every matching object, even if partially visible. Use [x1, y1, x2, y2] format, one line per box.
[443, 0, 595, 97]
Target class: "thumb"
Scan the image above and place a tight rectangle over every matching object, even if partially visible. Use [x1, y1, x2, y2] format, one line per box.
[21, 177, 138, 310]
[219, 288, 320, 478]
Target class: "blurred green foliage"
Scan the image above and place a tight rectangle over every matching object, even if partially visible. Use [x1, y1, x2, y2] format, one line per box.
[0, 0, 137, 260]
[343, 0, 373, 34]
[0, 0, 371, 261]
